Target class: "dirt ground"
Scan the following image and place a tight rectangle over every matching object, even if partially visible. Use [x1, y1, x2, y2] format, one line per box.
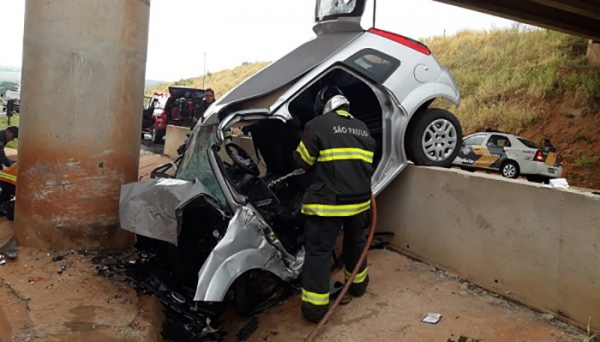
[0, 149, 592, 342]
[519, 106, 600, 191]
[222, 250, 588, 342]
[0, 220, 164, 342]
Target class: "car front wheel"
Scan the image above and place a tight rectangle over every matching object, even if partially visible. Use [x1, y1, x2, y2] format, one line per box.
[501, 161, 520, 179]
[406, 108, 462, 167]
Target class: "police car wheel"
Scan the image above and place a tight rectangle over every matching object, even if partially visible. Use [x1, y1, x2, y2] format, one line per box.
[406, 108, 462, 167]
[501, 161, 520, 179]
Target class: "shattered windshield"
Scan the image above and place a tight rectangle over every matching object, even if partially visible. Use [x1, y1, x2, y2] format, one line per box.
[316, 0, 357, 20]
[177, 125, 226, 206]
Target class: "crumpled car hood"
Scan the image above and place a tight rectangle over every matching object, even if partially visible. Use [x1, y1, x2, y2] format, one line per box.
[119, 178, 220, 246]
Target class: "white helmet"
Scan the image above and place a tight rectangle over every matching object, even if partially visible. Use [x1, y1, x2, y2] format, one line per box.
[323, 94, 350, 115]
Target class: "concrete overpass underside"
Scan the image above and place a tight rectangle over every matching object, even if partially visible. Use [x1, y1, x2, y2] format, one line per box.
[433, 0, 600, 41]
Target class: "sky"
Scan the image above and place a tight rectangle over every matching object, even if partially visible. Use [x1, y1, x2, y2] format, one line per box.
[0, 0, 517, 82]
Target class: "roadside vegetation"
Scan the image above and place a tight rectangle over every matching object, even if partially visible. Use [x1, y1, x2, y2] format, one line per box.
[426, 24, 600, 134]
[146, 26, 600, 189]
[146, 62, 270, 98]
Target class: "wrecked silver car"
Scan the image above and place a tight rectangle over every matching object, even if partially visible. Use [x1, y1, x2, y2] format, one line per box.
[120, 0, 462, 320]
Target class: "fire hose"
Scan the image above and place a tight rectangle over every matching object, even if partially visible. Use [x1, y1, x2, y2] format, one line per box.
[305, 194, 378, 342]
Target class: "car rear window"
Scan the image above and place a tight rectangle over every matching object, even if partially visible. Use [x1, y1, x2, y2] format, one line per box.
[518, 138, 540, 149]
[344, 48, 400, 83]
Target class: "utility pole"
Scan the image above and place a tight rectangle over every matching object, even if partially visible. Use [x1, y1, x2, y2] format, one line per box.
[373, 0, 377, 28]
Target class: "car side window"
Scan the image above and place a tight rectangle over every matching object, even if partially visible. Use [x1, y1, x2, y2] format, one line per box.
[344, 48, 400, 83]
[463, 134, 486, 146]
[487, 135, 511, 148]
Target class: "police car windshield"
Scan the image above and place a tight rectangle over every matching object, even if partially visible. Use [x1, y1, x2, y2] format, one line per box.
[176, 125, 227, 206]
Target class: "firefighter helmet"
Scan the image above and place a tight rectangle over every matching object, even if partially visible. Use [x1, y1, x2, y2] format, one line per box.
[314, 86, 346, 116]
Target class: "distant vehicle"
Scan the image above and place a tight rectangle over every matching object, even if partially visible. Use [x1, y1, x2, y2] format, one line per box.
[141, 86, 206, 144]
[3, 90, 20, 113]
[453, 132, 563, 182]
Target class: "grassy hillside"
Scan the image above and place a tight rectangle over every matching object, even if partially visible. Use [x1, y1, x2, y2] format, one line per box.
[425, 25, 600, 134]
[146, 26, 600, 189]
[424, 25, 600, 189]
[146, 62, 270, 98]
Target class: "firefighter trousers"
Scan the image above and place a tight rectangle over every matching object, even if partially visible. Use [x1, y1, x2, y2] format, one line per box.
[301, 211, 371, 322]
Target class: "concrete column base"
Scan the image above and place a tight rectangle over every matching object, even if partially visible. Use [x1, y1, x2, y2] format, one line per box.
[587, 40, 600, 66]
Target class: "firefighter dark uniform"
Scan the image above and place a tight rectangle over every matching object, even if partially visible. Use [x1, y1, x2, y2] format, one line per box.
[0, 163, 17, 220]
[294, 95, 375, 322]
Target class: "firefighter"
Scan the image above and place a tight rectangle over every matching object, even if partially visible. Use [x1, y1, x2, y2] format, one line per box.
[293, 86, 375, 323]
[0, 162, 17, 220]
[0, 126, 18, 169]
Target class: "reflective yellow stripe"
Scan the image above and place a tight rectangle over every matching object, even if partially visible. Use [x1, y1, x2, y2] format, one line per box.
[336, 110, 353, 118]
[296, 141, 316, 166]
[345, 267, 368, 284]
[0, 173, 16, 183]
[317, 148, 373, 163]
[301, 289, 329, 306]
[301, 200, 371, 217]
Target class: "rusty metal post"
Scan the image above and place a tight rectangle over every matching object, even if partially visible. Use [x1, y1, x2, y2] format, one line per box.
[14, 0, 150, 250]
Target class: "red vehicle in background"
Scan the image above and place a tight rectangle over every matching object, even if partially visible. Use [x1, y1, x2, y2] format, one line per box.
[141, 86, 206, 143]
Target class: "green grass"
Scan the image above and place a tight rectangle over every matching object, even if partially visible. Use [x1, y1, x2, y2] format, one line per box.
[575, 154, 600, 167]
[0, 114, 19, 149]
[424, 24, 600, 134]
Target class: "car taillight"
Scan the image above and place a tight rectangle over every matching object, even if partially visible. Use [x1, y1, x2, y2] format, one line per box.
[368, 28, 431, 55]
[533, 150, 544, 162]
[161, 111, 167, 121]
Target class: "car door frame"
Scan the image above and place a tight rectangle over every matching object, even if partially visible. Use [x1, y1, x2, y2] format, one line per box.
[456, 133, 489, 169]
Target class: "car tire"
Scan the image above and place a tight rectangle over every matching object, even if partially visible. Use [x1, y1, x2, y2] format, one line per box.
[501, 161, 520, 179]
[233, 270, 284, 317]
[406, 108, 462, 167]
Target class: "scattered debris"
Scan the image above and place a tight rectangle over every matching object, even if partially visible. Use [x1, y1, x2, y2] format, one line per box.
[51, 255, 64, 262]
[542, 313, 555, 321]
[459, 291, 469, 297]
[90, 249, 226, 341]
[237, 316, 259, 340]
[422, 313, 442, 324]
[0, 255, 5, 265]
[57, 264, 70, 275]
[543, 178, 569, 189]
[460, 283, 469, 290]
[0, 234, 18, 259]
[28, 277, 43, 284]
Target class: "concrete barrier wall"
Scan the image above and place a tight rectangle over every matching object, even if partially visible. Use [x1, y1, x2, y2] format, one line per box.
[164, 125, 189, 158]
[377, 165, 600, 330]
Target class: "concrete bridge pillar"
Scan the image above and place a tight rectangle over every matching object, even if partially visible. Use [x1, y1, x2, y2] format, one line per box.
[587, 40, 600, 66]
[14, 0, 150, 250]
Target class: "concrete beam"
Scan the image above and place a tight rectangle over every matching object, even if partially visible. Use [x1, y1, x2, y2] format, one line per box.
[15, 0, 150, 250]
[528, 0, 600, 21]
[434, 0, 600, 41]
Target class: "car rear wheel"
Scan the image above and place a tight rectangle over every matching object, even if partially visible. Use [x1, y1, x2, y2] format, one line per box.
[406, 108, 462, 167]
[501, 161, 520, 179]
